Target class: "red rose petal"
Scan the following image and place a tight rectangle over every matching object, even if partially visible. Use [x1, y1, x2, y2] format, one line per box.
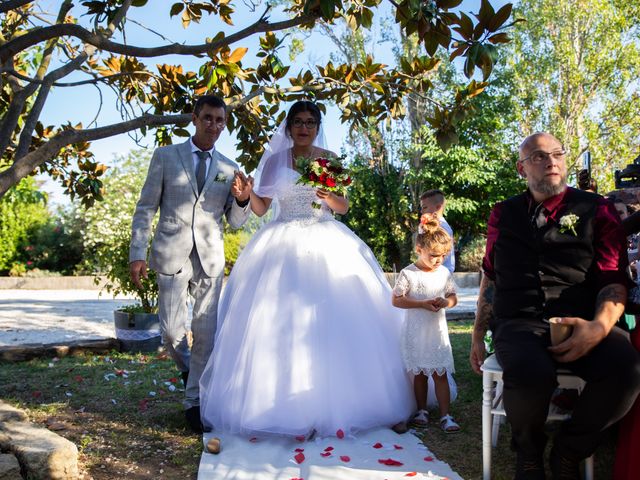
[249, 437, 258, 443]
[294, 448, 304, 453]
[394, 444, 404, 450]
[294, 452, 305, 464]
[324, 446, 334, 452]
[295, 435, 305, 442]
[138, 399, 148, 412]
[32, 391, 42, 398]
[424, 456, 434, 462]
[405, 473, 418, 477]
[168, 377, 178, 383]
[74, 375, 84, 382]
[373, 442, 384, 449]
[336, 429, 344, 439]
[378, 458, 404, 466]
[320, 452, 331, 457]
[340, 455, 350, 462]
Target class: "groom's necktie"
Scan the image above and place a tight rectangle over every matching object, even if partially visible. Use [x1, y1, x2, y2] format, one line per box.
[195, 150, 210, 193]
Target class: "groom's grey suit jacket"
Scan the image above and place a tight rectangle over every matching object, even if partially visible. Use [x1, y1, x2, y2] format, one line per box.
[130, 140, 249, 277]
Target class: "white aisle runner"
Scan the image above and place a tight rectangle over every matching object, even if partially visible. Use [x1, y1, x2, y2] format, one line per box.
[198, 427, 463, 480]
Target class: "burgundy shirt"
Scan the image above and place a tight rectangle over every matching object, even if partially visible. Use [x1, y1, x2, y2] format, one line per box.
[483, 186, 630, 291]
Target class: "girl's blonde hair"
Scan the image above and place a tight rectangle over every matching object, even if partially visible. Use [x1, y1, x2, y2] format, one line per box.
[416, 213, 452, 255]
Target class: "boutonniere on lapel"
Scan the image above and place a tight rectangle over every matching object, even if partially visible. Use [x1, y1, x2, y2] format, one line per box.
[214, 173, 227, 183]
[558, 213, 579, 235]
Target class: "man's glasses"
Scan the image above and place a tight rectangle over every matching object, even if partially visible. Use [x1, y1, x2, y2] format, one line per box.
[292, 118, 318, 129]
[521, 149, 566, 164]
[198, 116, 226, 127]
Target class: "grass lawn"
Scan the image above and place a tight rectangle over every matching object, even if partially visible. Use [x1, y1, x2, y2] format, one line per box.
[0, 321, 617, 479]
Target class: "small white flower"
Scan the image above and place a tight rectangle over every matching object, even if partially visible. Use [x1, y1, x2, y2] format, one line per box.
[558, 213, 579, 235]
[214, 173, 227, 183]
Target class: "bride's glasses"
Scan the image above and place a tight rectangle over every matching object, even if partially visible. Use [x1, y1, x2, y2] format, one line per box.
[292, 118, 318, 129]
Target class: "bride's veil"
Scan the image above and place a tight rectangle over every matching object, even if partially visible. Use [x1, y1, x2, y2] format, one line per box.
[252, 109, 328, 220]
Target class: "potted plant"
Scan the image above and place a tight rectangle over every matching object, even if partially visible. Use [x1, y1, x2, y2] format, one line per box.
[76, 151, 161, 352]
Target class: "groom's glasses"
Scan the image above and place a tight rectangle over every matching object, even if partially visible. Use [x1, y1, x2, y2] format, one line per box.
[292, 118, 318, 129]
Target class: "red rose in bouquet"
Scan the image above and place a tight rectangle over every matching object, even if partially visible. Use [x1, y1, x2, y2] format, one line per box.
[295, 155, 352, 209]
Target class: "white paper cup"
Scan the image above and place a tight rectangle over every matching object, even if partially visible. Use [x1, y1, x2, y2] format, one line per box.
[549, 317, 572, 346]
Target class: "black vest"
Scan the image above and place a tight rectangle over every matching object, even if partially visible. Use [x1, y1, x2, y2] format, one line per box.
[492, 188, 599, 325]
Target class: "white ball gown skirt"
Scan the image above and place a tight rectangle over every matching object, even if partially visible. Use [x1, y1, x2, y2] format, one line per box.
[200, 184, 415, 437]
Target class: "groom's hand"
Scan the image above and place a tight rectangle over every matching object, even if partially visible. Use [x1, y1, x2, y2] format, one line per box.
[130, 260, 148, 290]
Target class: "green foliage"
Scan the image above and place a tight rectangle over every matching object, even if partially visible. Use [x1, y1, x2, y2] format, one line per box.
[0, 177, 49, 273]
[457, 234, 487, 272]
[77, 150, 158, 312]
[223, 228, 250, 275]
[20, 214, 85, 274]
[343, 155, 413, 270]
[407, 129, 521, 237]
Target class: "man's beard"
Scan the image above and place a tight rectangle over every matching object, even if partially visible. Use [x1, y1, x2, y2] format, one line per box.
[531, 174, 567, 197]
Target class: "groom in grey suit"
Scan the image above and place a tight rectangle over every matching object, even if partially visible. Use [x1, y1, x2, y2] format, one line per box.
[129, 94, 251, 433]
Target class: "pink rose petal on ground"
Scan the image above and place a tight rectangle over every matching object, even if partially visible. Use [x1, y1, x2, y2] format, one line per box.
[340, 455, 350, 462]
[373, 442, 384, 449]
[378, 458, 404, 466]
[394, 444, 404, 450]
[324, 446, 334, 452]
[294, 452, 305, 464]
[294, 448, 304, 453]
[424, 456, 434, 461]
[320, 452, 332, 457]
[336, 429, 344, 439]
[295, 435, 305, 442]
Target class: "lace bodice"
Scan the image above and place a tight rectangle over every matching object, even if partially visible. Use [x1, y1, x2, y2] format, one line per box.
[273, 171, 334, 224]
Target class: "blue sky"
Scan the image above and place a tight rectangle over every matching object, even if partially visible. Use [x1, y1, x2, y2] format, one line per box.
[36, 0, 503, 205]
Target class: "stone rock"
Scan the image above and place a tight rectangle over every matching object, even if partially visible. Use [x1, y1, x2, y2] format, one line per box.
[0, 453, 21, 480]
[0, 401, 27, 423]
[0, 421, 78, 480]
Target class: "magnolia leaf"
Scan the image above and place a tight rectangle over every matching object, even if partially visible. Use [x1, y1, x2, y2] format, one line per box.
[488, 3, 513, 32]
[436, 0, 463, 9]
[488, 32, 510, 44]
[436, 129, 459, 152]
[169, 2, 183, 17]
[227, 47, 248, 63]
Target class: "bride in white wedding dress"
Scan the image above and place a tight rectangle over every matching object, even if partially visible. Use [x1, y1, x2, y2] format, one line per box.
[199, 101, 415, 437]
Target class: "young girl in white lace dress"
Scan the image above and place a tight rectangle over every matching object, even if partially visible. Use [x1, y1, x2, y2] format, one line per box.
[392, 213, 461, 433]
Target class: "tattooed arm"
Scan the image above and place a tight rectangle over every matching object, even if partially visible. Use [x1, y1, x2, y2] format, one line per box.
[470, 274, 495, 374]
[548, 283, 627, 362]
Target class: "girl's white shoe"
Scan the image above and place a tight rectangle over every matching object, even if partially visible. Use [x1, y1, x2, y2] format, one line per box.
[440, 414, 460, 433]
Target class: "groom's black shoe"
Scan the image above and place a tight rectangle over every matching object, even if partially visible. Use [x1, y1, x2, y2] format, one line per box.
[185, 406, 203, 434]
[181, 370, 189, 386]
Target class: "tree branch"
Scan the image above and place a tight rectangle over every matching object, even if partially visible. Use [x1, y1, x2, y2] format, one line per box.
[0, 113, 190, 198]
[0, 13, 319, 63]
[0, 68, 157, 87]
[0, 0, 32, 14]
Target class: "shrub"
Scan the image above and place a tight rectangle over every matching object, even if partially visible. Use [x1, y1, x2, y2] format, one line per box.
[457, 235, 487, 272]
[0, 177, 49, 273]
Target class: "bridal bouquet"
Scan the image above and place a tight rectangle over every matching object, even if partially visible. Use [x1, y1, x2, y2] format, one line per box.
[295, 155, 352, 209]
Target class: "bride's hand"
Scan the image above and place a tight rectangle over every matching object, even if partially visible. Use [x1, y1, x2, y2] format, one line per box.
[315, 188, 332, 200]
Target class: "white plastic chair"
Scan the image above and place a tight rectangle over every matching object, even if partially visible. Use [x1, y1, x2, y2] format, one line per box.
[481, 354, 594, 480]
